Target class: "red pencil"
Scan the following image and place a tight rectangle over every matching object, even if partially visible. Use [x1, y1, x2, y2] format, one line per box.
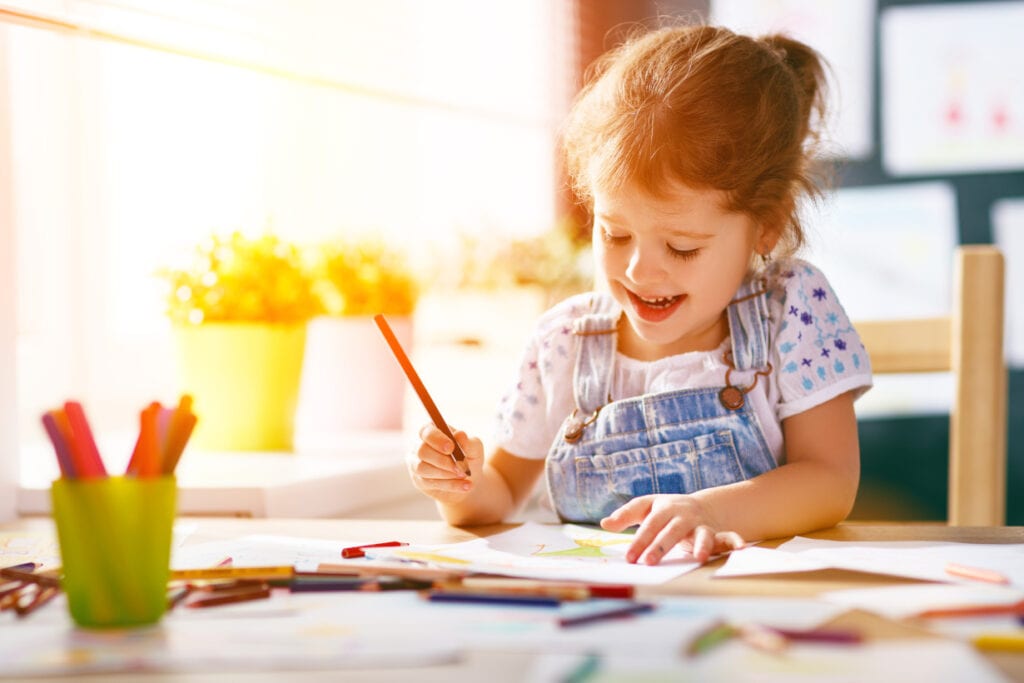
[62, 402, 107, 478]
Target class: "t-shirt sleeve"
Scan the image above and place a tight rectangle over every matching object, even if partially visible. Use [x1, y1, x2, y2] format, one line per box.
[493, 296, 584, 460]
[770, 261, 873, 420]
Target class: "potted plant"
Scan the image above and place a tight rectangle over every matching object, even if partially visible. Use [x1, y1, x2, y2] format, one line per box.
[159, 232, 322, 451]
[295, 235, 421, 440]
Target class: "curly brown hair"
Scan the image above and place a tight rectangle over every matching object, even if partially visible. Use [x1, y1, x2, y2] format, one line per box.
[562, 24, 831, 257]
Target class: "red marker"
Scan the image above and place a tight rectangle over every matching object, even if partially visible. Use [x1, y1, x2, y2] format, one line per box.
[341, 541, 408, 559]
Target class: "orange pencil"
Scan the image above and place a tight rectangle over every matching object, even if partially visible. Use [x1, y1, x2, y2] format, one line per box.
[916, 599, 1024, 619]
[945, 562, 1010, 585]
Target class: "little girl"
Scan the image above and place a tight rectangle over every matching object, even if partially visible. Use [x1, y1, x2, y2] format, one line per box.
[409, 24, 873, 565]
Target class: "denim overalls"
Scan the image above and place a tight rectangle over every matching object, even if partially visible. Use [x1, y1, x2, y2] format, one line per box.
[545, 280, 777, 523]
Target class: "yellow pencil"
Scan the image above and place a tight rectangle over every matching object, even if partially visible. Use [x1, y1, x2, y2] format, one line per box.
[973, 633, 1024, 652]
[170, 566, 294, 581]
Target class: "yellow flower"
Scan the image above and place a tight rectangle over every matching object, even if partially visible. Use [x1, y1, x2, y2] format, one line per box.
[158, 232, 322, 325]
[313, 237, 419, 317]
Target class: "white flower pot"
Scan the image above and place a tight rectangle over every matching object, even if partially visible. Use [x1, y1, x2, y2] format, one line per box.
[294, 316, 412, 443]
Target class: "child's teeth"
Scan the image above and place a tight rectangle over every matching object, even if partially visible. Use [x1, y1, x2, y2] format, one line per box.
[640, 295, 677, 308]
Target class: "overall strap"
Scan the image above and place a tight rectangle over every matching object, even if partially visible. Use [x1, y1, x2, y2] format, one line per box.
[571, 294, 619, 415]
[726, 278, 770, 371]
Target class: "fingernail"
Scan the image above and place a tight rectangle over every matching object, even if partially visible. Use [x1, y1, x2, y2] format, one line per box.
[461, 482, 471, 491]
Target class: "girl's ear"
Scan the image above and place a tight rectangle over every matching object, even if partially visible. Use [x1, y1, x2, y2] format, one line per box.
[755, 222, 783, 257]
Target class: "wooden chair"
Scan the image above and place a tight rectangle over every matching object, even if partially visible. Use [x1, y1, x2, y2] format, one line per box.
[854, 245, 1007, 525]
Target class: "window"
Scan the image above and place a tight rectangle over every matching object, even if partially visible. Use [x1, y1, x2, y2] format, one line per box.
[3, 2, 574, 479]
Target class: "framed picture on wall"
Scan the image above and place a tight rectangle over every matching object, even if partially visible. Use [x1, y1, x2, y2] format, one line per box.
[881, 2, 1024, 175]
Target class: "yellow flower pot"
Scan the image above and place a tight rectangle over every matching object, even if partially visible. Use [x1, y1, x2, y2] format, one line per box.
[173, 323, 307, 451]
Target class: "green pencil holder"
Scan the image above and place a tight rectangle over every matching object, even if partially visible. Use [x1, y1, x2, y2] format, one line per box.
[51, 475, 177, 628]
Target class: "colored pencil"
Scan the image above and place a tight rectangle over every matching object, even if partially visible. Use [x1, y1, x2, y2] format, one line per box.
[768, 627, 863, 644]
[170, 566, 294, 581]
[945, 562, 1010, 585]
[316, 561, 466, 582]
[558, 601, 656, 628]
[457, 577, 634, 600]
[0, 565, 61, 588]
[973, 632, 1024, 652]
[427, 591, 561, 607]
[685, 621, 737, 657]
[186, 583, 271, 608]
[375, 314, 471, 476]
[63, 401, 107, 477]
[15, 585, 59, 618]
[916, 599, 1024, 619]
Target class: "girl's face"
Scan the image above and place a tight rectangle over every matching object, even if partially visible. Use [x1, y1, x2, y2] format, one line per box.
[592, 180, 767, 361]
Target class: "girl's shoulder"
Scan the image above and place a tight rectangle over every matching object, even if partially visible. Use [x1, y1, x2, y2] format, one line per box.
[761, 257, 872, 416]
[763, 258, 834, 302]
[530, 291, 616, 341]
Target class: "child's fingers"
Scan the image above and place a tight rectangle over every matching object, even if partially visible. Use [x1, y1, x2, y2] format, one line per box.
[713, 530, 746, 553]
[639, 518, 692, 565]
[418, 422, 457, 456]
[452, 430, 486, 473]
[619, 501, 675, 564]
[415, 423, 470, 476]
[599, 495, 653, 532]
[690, 525, 717, 564]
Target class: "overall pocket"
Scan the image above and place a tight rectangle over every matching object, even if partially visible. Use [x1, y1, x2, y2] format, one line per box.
[572, 428, 770, 521]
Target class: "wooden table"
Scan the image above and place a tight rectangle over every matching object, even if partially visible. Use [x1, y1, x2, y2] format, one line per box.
[2, 518, 1022, 681]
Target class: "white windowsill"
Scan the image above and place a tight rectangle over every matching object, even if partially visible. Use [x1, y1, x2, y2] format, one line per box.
[18, 430, 417, 518]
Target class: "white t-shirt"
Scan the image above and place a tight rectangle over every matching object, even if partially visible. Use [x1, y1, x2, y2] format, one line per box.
[494, 259, 873, 464]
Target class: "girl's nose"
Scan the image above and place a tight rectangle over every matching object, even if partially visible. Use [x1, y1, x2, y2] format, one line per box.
[625, 245, 667, 284]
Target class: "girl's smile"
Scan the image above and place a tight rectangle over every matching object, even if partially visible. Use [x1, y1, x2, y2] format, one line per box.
[592, 180, 772, 361]
[624, 289, 686, 322]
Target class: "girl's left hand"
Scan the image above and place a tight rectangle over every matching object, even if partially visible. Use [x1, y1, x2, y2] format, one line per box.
[599, 494, 745, 565]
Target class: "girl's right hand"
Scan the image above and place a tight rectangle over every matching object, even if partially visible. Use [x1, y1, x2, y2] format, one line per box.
[408, 423, 485, 504]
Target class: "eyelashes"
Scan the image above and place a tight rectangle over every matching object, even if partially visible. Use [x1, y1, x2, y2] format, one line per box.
[600, 229, 701, 261]
[668, 247, 701, 261]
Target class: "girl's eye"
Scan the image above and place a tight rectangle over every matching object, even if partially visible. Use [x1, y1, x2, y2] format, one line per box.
[668, 246, 700, 261]
[600, 229, 629, 245]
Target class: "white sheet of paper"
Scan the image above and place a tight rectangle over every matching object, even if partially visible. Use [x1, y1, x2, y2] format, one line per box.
[0, 589, 846, 677]
[716, 537, 1024, 586]
[366, 522, 702, 585]
[172, 533, 359, 571]
[533, 640, 1008, 683]
[819, 583, 1024, 620]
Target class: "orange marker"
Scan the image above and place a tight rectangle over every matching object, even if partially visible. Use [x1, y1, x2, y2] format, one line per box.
[128, 402, 162, 477]
[139, 402, 163, 477]
[162, 395, 196, 475]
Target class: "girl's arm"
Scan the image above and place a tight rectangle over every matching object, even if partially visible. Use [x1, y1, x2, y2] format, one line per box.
[601, 390, 861, 564]
[412, 425, 546, 526]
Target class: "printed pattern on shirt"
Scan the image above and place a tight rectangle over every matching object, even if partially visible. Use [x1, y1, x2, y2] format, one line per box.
[768, 260, 867, 404]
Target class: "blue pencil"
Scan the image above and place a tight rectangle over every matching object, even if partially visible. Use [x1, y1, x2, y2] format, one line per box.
[557, 601, 656, 628]
[427, 591, 561, 607]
